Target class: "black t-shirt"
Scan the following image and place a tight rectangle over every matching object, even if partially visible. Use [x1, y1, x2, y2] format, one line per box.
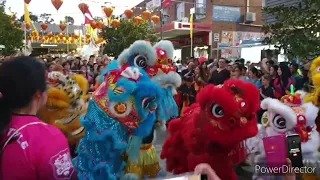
[181, 69, 195, 80]
[260, 86, 274, 100]
[208, 69, 230, 85]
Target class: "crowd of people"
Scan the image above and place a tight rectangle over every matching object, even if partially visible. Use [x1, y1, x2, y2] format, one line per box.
[175, 55, 310, 118]
[0, 52, 309, 180]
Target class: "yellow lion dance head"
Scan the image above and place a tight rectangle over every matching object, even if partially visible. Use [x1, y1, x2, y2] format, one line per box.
[38, 71, 89, 147]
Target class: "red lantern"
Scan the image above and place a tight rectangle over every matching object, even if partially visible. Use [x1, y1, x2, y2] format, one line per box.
[78, 3, 89, 14]
[59, 24, 67, 31]
[134, 16, 143, 25]
[96, 21, 104, 29]
[124, 9, 133, 19]
[47, 32, 53, 38]
[25, 23, 31, 30]
[90, 21, 97, 29]
[73, 34, 79, 39]
[151, 15, 160, 24]
[142, 11, 151, 20]
[51, 0, 63, 11]
[41, 24, 48, 31]
[112, 20, 120, 28]
[103, 7, 113, 17]
[24, 0, 31, 4]
[58, 33, 64, 39]
[31, 31, 38, 37]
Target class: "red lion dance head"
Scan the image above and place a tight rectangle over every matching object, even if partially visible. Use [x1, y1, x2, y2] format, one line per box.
[161, 80, 260, 179]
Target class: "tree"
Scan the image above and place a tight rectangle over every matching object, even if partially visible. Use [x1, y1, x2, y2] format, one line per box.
[93, 16, 103, 22]
[101, 20, 159, 57]
[18, 12, 39, 22]
[0, 4, 24, 55]
[39, 13, 54, 23]
[263, 0, 320, 60]
[64, 16, 74, 24]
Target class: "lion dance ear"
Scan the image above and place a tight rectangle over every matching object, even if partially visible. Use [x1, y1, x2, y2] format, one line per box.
[71, 74, 89, 94]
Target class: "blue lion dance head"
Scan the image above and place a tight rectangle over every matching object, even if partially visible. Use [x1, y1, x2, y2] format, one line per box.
[74, 40, 164, 180]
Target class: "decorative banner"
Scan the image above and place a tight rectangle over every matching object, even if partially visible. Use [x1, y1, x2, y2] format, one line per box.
[51, 0, 63, 11]
[124, 9, 133, 19]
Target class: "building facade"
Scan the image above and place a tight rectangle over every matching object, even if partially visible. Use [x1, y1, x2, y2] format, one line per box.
[131, 0, 265, 60]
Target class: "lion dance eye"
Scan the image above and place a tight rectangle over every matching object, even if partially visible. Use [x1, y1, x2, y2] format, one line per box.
[272, 114, 286, 129]
[210, 103, 224, 118]
[133, 55, 147, 68]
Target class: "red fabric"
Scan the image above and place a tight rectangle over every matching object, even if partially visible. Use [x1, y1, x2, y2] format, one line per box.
[84, 8, 93, 24]
[198, 57, 207, 65]
[161, 80, 260, 180]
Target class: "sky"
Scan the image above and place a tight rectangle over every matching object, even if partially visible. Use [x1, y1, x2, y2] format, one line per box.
[5, 0, 144, 25]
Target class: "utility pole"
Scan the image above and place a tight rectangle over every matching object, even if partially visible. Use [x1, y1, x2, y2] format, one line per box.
[160, 1, 163, 40]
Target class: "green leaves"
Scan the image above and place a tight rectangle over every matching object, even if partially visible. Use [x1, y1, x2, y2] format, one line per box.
[0, 6, 24, 55]
[263, 0, 320, 60]
[101, 20, 160, 57]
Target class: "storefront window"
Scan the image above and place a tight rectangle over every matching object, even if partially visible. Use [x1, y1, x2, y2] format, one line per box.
[176, 2, 185, 20]
[195, 0, 206, 20]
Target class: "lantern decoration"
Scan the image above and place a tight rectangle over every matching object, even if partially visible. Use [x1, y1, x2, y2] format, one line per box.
[112, 19, 120, 28]
[96, 21, 104, 29]
[59, 24, 67, 31]
[78, 3, 89, 14]
[24, 0, 31, 4]
[73, 34, 79, 39]
[58, 33, 64, 39]
[51, 0, 63, 11]
[90, 21, 97, 29]
[151, 15, 160, 24]
[40, 24, 48, 31]
[134, 16, 143, 25]
[124, 9, 133, 19]
[25, 23, 31, 30]
[31, 31, 38, 37]
[47, 32, 53, 38]
[142, 11, 151, 21]
[103, 7, 113, 17]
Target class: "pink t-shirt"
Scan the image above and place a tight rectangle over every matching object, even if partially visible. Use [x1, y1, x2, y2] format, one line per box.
[0, 115, 77, 180]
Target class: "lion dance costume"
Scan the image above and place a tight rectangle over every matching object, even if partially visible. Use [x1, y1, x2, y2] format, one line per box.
[73, 40, 164, 180]
[124, 40, 182, 179]
[251, 93, 320, 179]
[38, 71, 89, 154]
[161, 79, 260, 180]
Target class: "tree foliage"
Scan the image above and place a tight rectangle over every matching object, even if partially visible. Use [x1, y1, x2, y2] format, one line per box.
[0, 4, 24, 55]
[64, 16, 74, 24]
[39, 13, 54, 23]
[101, 20, 159, 57]
[19, 12, 39, 22]
[263, 0, 320, 60]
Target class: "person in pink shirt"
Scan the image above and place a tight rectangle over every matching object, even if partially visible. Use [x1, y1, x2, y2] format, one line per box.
[0, 56, 77, 180]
